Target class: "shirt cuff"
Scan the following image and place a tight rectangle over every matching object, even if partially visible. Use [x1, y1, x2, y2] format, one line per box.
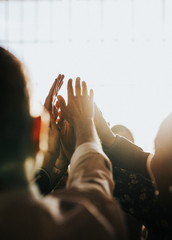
[70, 142, 108, 168]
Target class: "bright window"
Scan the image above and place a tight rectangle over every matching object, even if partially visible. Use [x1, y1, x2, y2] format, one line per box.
[0, 0, 172, 152]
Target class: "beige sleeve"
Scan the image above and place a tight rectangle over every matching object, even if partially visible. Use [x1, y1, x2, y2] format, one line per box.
[66, 142, 114, 197]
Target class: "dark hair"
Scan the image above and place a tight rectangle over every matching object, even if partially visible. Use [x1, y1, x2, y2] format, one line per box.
[111, 124, 134, 143]
[0, 47, 31, 162]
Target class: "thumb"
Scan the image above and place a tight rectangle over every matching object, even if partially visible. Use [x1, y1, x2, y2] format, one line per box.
[57, 95, 67, 118]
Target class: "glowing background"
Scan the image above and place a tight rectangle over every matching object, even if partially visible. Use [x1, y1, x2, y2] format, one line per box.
[0, 0, 172, 152]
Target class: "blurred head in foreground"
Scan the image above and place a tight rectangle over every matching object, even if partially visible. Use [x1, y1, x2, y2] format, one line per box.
[111, 124, 134, 143]
[0, 47, 40, 185]
[148, 113, 172, 201]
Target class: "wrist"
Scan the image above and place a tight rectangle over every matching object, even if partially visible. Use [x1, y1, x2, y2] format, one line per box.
[74, 117, 94, 129]
[96, 120, 116, 147]
[74, 118, 98, 148]
[101, 130, 116, 148]
[75, 118, 94, 136]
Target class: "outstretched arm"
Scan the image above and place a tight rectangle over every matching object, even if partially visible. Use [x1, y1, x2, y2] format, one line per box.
[94, 103, 150, 176]
[57, 78, 114, 196]
[47, 79, 127, 240]
[94, 103, 116, 148]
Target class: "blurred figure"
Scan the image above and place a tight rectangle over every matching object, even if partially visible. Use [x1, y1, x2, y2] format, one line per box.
[147, 113, 172, 204]
[111, 124, 134, 143]
[0, 47, 126, 240]
[94, 104, 172, 239]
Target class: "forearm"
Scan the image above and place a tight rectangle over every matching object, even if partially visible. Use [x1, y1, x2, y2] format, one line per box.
[34, 168, 51, 195]
[51, 150, 69, 189]
[94, 104, 150, 176]
[35, 150, 68, 194]
[94, 103, 116, 148]
[99, 126, 116, 148]
[75, 119, 102, 150]
[34, 152, 56, 195]
[35, 165, 68, 195]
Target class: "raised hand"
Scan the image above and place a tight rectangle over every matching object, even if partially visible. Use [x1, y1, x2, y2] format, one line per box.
[44, 74, 64, 112]
[57, 77, 94, 128]
[42, 74, 64, 174]
[57, 78, 97, 149]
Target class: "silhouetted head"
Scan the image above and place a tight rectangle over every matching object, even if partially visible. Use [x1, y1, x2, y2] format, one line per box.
[111, 124, 134, 143]
[149, 113, 172, 200]
[0, 47, 32, 163]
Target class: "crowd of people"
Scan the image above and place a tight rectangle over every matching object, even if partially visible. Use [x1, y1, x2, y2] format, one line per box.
[0, 46, 172, 240]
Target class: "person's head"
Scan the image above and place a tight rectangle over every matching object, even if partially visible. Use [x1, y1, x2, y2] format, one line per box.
[0, 47, 40, 167]
[111, 124, 134, 143]
[148, 113, 172, 201]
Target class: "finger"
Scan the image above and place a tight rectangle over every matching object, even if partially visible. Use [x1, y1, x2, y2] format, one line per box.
[82, 81, 88, 97]
[67, 79, 74, 102]
[57, 95, 67, 116]
[56, 74, 64, 92]
[89, 89, 94, 104]
[44, 75, 60, 110]
[55, 102, 63, 120]
[52, 105, 59, 119]
[58, 110, 62, 119]
[59, 74, 64, 90]
[75, 77, 81, 97]
[53, 74, 64, 97]
[52, 75, 64, 113]
[58, 118, 65, 132]
[50, 74, 61, 96]
[55, 109, 63, 123]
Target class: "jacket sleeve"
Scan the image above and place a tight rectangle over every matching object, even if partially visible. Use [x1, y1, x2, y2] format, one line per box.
[103, 135, 150, 177]
[67, 142, 114, 197]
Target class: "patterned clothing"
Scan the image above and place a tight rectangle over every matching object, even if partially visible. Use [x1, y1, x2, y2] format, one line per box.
[104, 135, 172, 240]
